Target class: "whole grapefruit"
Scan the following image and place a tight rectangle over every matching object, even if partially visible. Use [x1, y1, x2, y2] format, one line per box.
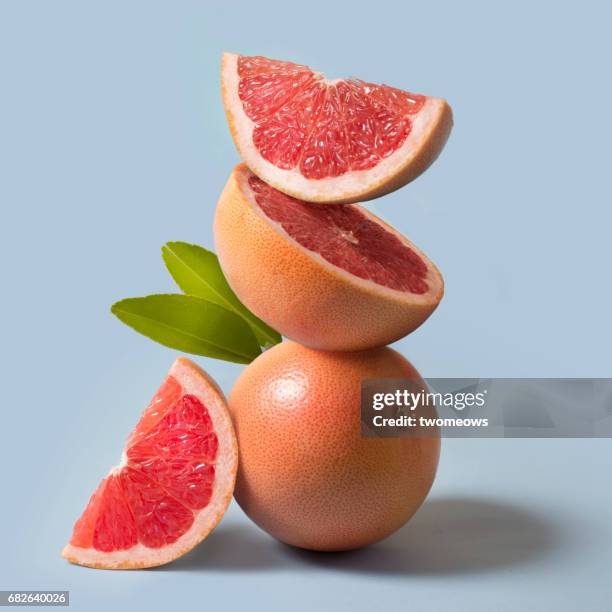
[228, 341, 440, 551]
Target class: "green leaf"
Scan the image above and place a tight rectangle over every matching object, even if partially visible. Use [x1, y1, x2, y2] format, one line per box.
[162, 241, 281, 347]
[111, 294, 261, 364]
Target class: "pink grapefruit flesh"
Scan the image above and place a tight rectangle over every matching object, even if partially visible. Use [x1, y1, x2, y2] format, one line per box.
[222, 52, 453, 204]
[249, 174, 430, 294]
[62, 358, 238, 569]
[214, 164, 444, 351]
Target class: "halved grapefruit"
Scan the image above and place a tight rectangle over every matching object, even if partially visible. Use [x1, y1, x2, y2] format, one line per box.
[221, 52, 453, 204]
[214, 164, 444, 351]
[62, 358, 238, 569]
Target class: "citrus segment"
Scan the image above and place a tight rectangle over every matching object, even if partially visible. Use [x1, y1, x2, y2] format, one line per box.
[91, 475, 137, 552]
[127, 374, 181, 446]
[62, 358, 238, 569]
[119, 467, 195, 548]
[222, 52, 453, 203]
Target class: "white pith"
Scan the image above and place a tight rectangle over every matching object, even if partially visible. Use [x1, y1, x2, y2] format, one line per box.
[222, 52, 447, 202]
[237, 167, 442, 305]
[62, 358, 238, 569]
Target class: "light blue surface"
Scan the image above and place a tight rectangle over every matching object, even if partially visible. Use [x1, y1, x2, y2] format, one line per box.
[1, 1, 611, 610]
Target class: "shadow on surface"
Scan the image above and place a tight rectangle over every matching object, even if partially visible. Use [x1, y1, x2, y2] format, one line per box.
[163, 524, 284, 572]
[165, 496, 561, 575]
[287, 496, 561, 575]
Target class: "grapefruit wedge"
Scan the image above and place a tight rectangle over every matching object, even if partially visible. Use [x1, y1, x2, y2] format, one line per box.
[62, 358, 238, 569]
[214, 164, 444, 351]
[221, 52, 453, 204]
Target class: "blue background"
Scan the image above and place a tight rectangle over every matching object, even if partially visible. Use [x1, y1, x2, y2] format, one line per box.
[1, 1, 611, 610]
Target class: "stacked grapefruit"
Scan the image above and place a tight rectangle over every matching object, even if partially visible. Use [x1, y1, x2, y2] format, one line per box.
[65, 53, 451, 567]
[219, 53, 450, 551]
